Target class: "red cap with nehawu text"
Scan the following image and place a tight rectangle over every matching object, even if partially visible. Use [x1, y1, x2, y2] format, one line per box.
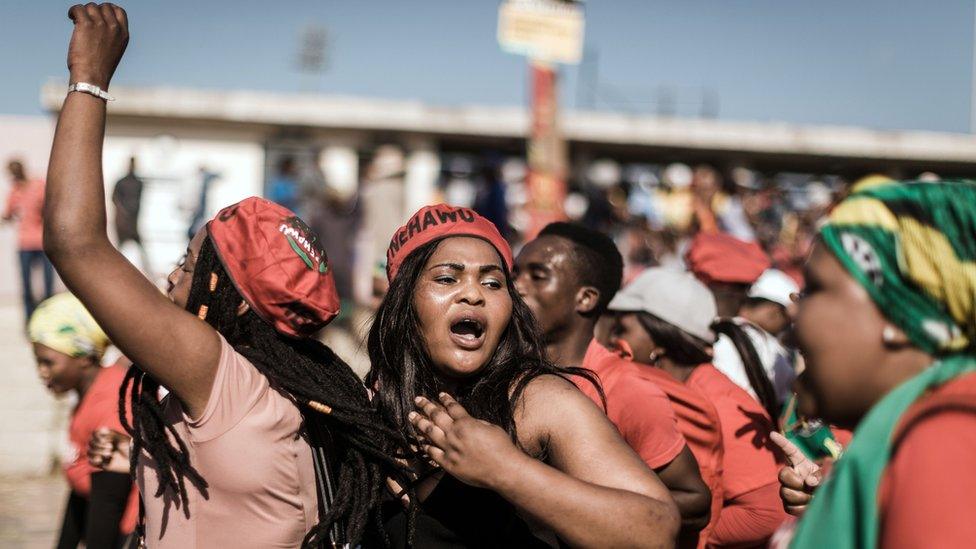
[386, 204, 513, 281]
[207, 197, 340, 337]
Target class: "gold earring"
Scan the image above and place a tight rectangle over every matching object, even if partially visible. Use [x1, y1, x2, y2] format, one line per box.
[209, 272, 219, 292]
[197, 304, 209, 320]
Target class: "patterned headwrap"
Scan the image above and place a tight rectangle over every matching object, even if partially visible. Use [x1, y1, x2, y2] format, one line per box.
[28, 293, 109, 359]
[792, 179, 976, 549]
[820, 179, 976, 355]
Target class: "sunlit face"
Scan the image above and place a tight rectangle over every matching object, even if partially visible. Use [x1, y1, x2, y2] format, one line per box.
[606, 312, 658, 366]
[793, 242, 889, 427]
[33, 343, 95, 395]
[166, 229, 207, 309]
[413, 237, 513, 382]
[513, 235, 580, 340]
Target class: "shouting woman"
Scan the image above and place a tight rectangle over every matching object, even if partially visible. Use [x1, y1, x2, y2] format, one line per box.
[366, 204, 681, 548]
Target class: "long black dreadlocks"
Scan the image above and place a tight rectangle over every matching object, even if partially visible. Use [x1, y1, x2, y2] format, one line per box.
[119, 236, 415, 547]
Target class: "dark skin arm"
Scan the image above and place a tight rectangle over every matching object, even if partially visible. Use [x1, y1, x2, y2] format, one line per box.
[412, 377, 680, 548]
[656, 445, 711, 532]
[46, 3, 219, 417]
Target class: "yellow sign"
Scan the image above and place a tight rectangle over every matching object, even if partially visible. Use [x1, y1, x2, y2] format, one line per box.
[497, 0, 584, 65]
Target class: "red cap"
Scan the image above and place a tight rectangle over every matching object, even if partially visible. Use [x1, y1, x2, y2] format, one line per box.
[386, 204, 513, 281]
[207, 197, 340, 338]
[685, 232, 770, 285]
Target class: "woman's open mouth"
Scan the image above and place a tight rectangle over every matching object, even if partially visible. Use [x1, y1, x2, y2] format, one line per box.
[449, 316, 486, 351]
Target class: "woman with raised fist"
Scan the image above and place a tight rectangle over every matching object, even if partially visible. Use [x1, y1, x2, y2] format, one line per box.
[49, 5, 411, 547]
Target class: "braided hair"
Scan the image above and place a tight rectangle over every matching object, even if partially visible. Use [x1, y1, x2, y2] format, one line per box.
[119, 235, 415, 547]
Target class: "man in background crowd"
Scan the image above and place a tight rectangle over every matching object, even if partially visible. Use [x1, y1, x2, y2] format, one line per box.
[111, 156, 149, 272]
[4, 158, 53, 324]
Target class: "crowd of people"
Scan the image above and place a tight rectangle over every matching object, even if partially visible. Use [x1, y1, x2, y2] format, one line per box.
[10, 3, 976, 548]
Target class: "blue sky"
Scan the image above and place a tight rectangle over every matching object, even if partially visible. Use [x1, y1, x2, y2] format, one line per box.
[3, 0, 974, 132]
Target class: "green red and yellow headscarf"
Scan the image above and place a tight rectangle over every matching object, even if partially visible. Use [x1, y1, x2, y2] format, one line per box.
[28, 292, 109, 359]
[821, 178, 976, 354]
[792, 180, 976, 549]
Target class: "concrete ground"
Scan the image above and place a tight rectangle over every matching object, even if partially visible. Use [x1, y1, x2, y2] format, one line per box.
[0, 297, 72, 548]
[0, 475, 67, 549]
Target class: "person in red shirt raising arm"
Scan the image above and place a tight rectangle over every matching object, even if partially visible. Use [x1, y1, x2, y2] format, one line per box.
[775, 179, 976, 549]
[514, 222, 711, 543]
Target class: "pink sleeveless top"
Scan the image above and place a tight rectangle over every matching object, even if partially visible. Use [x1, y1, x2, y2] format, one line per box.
[138, 335, 319, 548]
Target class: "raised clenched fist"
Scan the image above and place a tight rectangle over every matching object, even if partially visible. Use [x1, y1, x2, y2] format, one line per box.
[87, 427, 131, 474]
[66, 3, 129, 89]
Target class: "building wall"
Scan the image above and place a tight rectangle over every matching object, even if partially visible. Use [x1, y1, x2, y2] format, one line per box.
[0, 115, 56, 304]
[0, 119, 265, 475]
[0, 116, 66, 475]
[102, 124, 265, 278]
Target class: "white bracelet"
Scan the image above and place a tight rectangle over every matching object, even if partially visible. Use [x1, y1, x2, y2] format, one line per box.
[67, 82, 115, 102]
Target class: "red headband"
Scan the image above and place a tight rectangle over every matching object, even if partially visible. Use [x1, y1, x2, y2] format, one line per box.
[207, 197, 340, 338]
[386, 204, 513, 281]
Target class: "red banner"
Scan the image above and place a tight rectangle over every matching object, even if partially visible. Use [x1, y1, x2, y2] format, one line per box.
[525, 62, 567, 239]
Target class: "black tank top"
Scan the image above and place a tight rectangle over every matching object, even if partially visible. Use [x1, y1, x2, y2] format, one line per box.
[370, 474, 554, 548]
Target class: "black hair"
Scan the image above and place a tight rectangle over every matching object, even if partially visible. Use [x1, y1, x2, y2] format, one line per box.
[366, 237, 602, 446]
[634, 312, 712, 366]
[710, 319, 780, 421]
[538, 222, 623, 317]
[119, 236, 414, 547]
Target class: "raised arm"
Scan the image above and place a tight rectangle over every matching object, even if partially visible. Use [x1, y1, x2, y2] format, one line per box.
[412, 377, 681, 548]
[45, 3, 219, 416]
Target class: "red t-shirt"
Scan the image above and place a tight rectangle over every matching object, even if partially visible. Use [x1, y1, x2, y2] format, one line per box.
[638, 365, 725, 547]
[574, 340, 685, 470]
[688, 365, 786, 546]
[878, 371, 976, 548]
[67, 362, 138, 534]
[4, 179, 45, 251]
